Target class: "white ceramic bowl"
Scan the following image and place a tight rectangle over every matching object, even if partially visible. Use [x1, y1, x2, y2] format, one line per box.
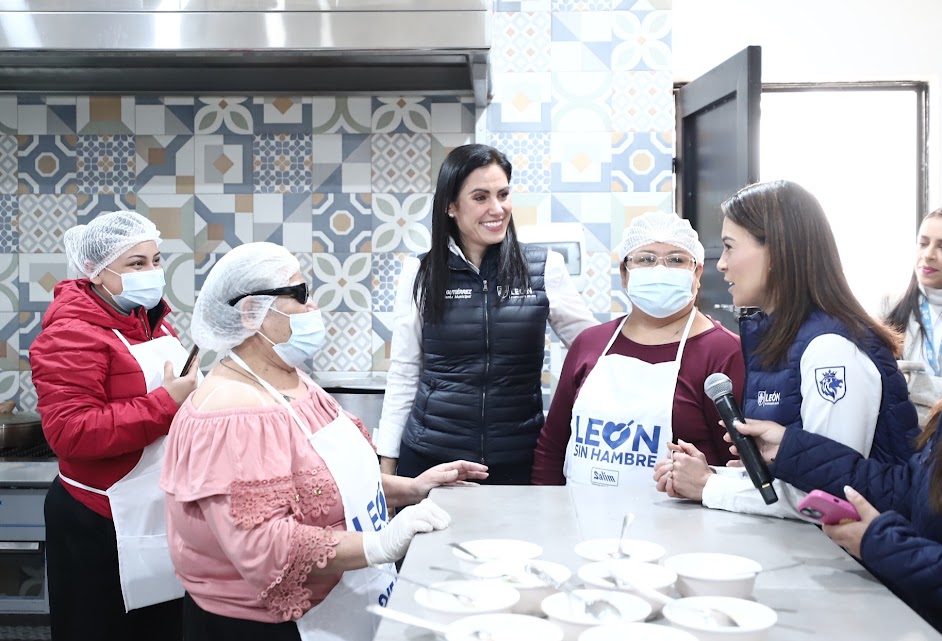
[662, 553, 762, 598]
[541, 589, 652, 641]
[472, 558, 572, 616]
[574, 538, 666, 564]
[451, 538, 543, 572]
[414, 579, 520, 624]
[578, 560, 678, 615]
[446, 613, 564, 641]
[578, 622, 699, 641]
[662, 596, 777, 641]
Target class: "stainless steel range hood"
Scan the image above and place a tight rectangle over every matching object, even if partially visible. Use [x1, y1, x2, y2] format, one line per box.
[0, 0, 492, 106]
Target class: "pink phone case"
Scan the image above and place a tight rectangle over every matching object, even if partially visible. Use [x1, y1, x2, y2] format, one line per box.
[797, 490, 861, 525]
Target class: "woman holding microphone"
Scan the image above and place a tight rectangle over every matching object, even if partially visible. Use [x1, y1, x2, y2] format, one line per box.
[654, 180, 919, 518]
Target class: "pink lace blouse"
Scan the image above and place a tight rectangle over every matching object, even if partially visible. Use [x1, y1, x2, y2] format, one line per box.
[161, 381, 375, 623]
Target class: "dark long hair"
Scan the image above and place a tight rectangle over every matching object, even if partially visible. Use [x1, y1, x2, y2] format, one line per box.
[886, 208, 942, 347]
[722, 180, 900, 368]
[917, 403, 942, 513]
[413, 144, 531, 322]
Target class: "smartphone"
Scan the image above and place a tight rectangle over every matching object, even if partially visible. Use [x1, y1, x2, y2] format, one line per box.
[797, 489, 860, 525]
[180, 345, 200, 377]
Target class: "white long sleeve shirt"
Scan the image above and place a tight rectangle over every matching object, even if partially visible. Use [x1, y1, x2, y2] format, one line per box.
[373, 242, 598, 459]
[701, 333, 882, 520]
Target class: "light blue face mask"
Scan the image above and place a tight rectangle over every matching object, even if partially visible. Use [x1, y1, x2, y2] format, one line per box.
[103, 268, 165, 311]
[626, 265, 695, 318]
[260, 308, 327, 368]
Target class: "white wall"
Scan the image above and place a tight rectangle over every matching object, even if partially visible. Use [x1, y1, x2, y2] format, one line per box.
[673, 0, 942, 204]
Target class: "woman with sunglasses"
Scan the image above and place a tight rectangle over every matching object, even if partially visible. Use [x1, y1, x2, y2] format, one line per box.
[161, 242, 487, 641]
[374, 144, 597, 486]
[654, 180, 919, 518]
[531, 212, 745, 487]
[30, 211, 198, 641]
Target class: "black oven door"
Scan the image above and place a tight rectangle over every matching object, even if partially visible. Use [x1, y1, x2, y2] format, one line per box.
[0, 542, 47, 613]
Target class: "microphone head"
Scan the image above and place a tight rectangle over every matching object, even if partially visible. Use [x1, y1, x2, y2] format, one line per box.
[704, 372, 734, 401]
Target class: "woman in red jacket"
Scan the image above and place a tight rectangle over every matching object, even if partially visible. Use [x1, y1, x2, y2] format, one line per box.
[30, 211, 198, 641]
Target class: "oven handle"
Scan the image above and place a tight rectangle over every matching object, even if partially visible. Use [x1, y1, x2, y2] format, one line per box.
[0, 542, 39, 551]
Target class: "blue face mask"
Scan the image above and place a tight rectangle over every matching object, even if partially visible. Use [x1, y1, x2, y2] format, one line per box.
[626, 265, 695, 318]
[260, 308, 327, 368]
[103, 268, 165, 311]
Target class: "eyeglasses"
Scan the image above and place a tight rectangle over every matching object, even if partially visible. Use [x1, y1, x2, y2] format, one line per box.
[228, 282, 309, 307]
[625, 251, 697, 270]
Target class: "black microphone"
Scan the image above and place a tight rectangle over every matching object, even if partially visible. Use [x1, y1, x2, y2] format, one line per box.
[704, 373, 778, 505]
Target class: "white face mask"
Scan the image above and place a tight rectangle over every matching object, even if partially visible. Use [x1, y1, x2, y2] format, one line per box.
[626, 265, 695, 318]
[103, 268, 165, 311]
[259, 308, 327, 368]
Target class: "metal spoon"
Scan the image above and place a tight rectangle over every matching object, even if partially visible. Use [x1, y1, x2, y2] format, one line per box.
[609, 512, 636, 559]
[429, 565, 524, 583]
[380, 569, 479, 607]
[524, 563, 621, 622]
[449, 541, 483, 560]
[605, 570, 739, 627]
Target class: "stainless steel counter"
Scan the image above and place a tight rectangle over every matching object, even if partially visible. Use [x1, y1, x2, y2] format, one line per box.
[373, 485, 942, 640]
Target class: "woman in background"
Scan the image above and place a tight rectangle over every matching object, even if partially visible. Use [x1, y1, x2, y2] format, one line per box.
[531, 212, 744, 488]
[886, 208, 942, 428]
[375, 144, 596, 485]
[654, 180, 919, 518]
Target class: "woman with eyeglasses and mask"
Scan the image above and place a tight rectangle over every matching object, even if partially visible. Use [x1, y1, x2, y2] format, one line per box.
[30, 211, 198, 641]
[654, 180, 919, 518]
[531, 212, 745, 487]
[160, 242, 486, 641]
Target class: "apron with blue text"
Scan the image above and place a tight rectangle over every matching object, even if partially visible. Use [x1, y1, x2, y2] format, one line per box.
[564, 307, 696, 489]
[228, 352, 396, 641]
[59, 327, 188, 611]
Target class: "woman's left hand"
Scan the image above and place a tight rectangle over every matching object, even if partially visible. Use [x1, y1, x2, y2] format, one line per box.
[655, 440, 712, 501]
[413, 461, 489, 499]
[822, 486, 880, 559]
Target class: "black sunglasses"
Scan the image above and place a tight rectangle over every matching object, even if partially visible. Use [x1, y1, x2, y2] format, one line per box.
[228, 282, 309, 307]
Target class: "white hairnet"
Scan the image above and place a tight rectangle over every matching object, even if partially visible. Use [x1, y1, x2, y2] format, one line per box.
[63, 211, 161, 278]
[192, 242, 301, 353]
[616, 212, 705, 264]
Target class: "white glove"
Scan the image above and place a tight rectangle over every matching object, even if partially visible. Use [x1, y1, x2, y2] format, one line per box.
[362, 498, 451, 566]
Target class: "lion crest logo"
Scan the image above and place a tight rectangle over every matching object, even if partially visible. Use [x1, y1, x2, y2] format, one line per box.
[815, 367, 846, 404]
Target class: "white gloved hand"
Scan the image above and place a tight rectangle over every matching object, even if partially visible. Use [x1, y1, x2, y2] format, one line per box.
[362, 498, 451, 566]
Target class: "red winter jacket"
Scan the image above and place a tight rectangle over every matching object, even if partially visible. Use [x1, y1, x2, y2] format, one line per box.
[30, 279, 181, 518]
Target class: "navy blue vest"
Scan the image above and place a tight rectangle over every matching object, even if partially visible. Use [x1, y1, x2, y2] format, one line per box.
[402, 244, 550, 466]
[740, 309, 918, 464]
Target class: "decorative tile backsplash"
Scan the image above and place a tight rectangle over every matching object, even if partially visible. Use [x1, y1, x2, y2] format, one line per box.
[3, 5, 672, 411]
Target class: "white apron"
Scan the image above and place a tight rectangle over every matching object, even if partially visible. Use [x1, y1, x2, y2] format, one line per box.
[564, 308, 697, 489]
[228, 353, 396, 641]
[59, 327, 188, 611]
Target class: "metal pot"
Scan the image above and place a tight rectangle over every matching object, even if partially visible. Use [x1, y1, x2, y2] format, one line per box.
[0, 412, 45, 449]
[319, 374, 386, 438]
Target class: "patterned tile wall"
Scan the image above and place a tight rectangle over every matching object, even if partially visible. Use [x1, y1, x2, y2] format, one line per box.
[3, 3, 671, 412]
[489, 0, 673, 404]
